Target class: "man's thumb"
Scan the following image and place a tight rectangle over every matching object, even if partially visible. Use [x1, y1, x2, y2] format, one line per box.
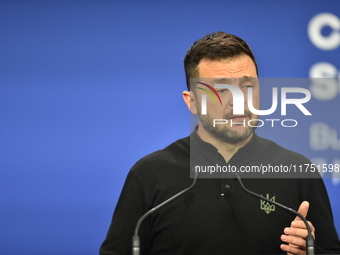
[295, 201, 309, 220]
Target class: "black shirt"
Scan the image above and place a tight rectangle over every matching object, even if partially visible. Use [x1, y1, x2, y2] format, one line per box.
[100, 131, 340, 254]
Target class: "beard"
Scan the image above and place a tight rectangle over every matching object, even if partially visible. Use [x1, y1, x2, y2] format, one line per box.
[198, 110, 258, 144]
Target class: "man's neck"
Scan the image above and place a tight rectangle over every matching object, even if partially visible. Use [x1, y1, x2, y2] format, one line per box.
[197, 126, 253, 163]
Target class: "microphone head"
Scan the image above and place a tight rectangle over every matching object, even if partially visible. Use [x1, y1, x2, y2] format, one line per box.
[234, 172, 241, 180]
[190, 168, 200, 179]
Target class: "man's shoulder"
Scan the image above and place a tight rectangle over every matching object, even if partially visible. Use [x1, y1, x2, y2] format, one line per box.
[256, 134, 312, 164]
[131, 135, 190, 174]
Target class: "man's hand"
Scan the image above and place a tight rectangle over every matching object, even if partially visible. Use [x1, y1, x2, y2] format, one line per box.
[280, 201, 315, 255]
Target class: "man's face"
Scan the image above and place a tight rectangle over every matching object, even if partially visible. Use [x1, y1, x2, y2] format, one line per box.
[194, 55, 260, 144]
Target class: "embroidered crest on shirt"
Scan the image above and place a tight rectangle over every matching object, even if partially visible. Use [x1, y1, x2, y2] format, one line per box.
[260, 194, 275, 214]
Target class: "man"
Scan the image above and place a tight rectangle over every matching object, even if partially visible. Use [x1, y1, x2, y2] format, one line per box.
[100, 32, 340, 254]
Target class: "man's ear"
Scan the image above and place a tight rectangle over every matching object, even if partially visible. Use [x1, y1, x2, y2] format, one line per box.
[182, 90, 198, 115]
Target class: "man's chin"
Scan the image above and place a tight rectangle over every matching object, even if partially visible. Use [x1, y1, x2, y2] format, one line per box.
[199, 116, 257, 144]
[209, 126, 255, 144]
[221, 125, 254, 135]
[226, 126, 249, 133]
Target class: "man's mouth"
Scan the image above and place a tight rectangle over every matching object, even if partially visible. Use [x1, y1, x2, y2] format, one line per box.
[228, 115, 248, 121]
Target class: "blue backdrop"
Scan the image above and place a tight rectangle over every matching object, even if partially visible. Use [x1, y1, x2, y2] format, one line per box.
[1, 1, 339, 254]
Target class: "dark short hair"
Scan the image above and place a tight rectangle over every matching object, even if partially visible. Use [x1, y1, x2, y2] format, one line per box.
[184, 31, 258, 90]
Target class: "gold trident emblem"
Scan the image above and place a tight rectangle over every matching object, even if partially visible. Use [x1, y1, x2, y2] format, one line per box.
[260, 194, 275, 214]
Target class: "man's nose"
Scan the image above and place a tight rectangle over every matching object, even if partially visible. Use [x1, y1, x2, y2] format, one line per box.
[228, 92, 233, 107]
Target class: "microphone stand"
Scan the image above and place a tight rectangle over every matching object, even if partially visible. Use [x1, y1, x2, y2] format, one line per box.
[235, 174, 314, 255]
[132, 171, 199, 255]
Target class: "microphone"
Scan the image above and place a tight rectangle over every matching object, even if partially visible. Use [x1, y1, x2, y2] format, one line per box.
[235, 173, 315, 255]
[132, 171, 199, 255]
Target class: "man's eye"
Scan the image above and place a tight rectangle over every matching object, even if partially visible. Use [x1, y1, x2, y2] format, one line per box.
[242, 84, 254, 89]
[217, 89, 227, 93]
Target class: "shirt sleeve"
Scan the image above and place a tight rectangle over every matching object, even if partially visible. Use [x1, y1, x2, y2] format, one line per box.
[99, 171, 151, 255]
[300, 178, 340, 254]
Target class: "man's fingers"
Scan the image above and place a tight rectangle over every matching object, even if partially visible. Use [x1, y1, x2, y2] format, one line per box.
[280, 243, 305, 255]
[295, 201, 309, 221]
[291, 220, 314, 230]
[281, 234, 306, 248]
[290, 221, 315, 238]
[281, 202, 313, 255]
[284, 227, 308, 238]
[281, 232, 307, 255]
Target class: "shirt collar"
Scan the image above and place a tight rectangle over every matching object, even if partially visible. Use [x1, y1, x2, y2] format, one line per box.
[190, 125, 261, 155]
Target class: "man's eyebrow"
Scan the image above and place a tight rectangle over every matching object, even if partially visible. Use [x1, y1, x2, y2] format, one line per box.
[239, 76, 258, 83]
[211, 76, 257, 84]
[211, 78, 232, 84]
